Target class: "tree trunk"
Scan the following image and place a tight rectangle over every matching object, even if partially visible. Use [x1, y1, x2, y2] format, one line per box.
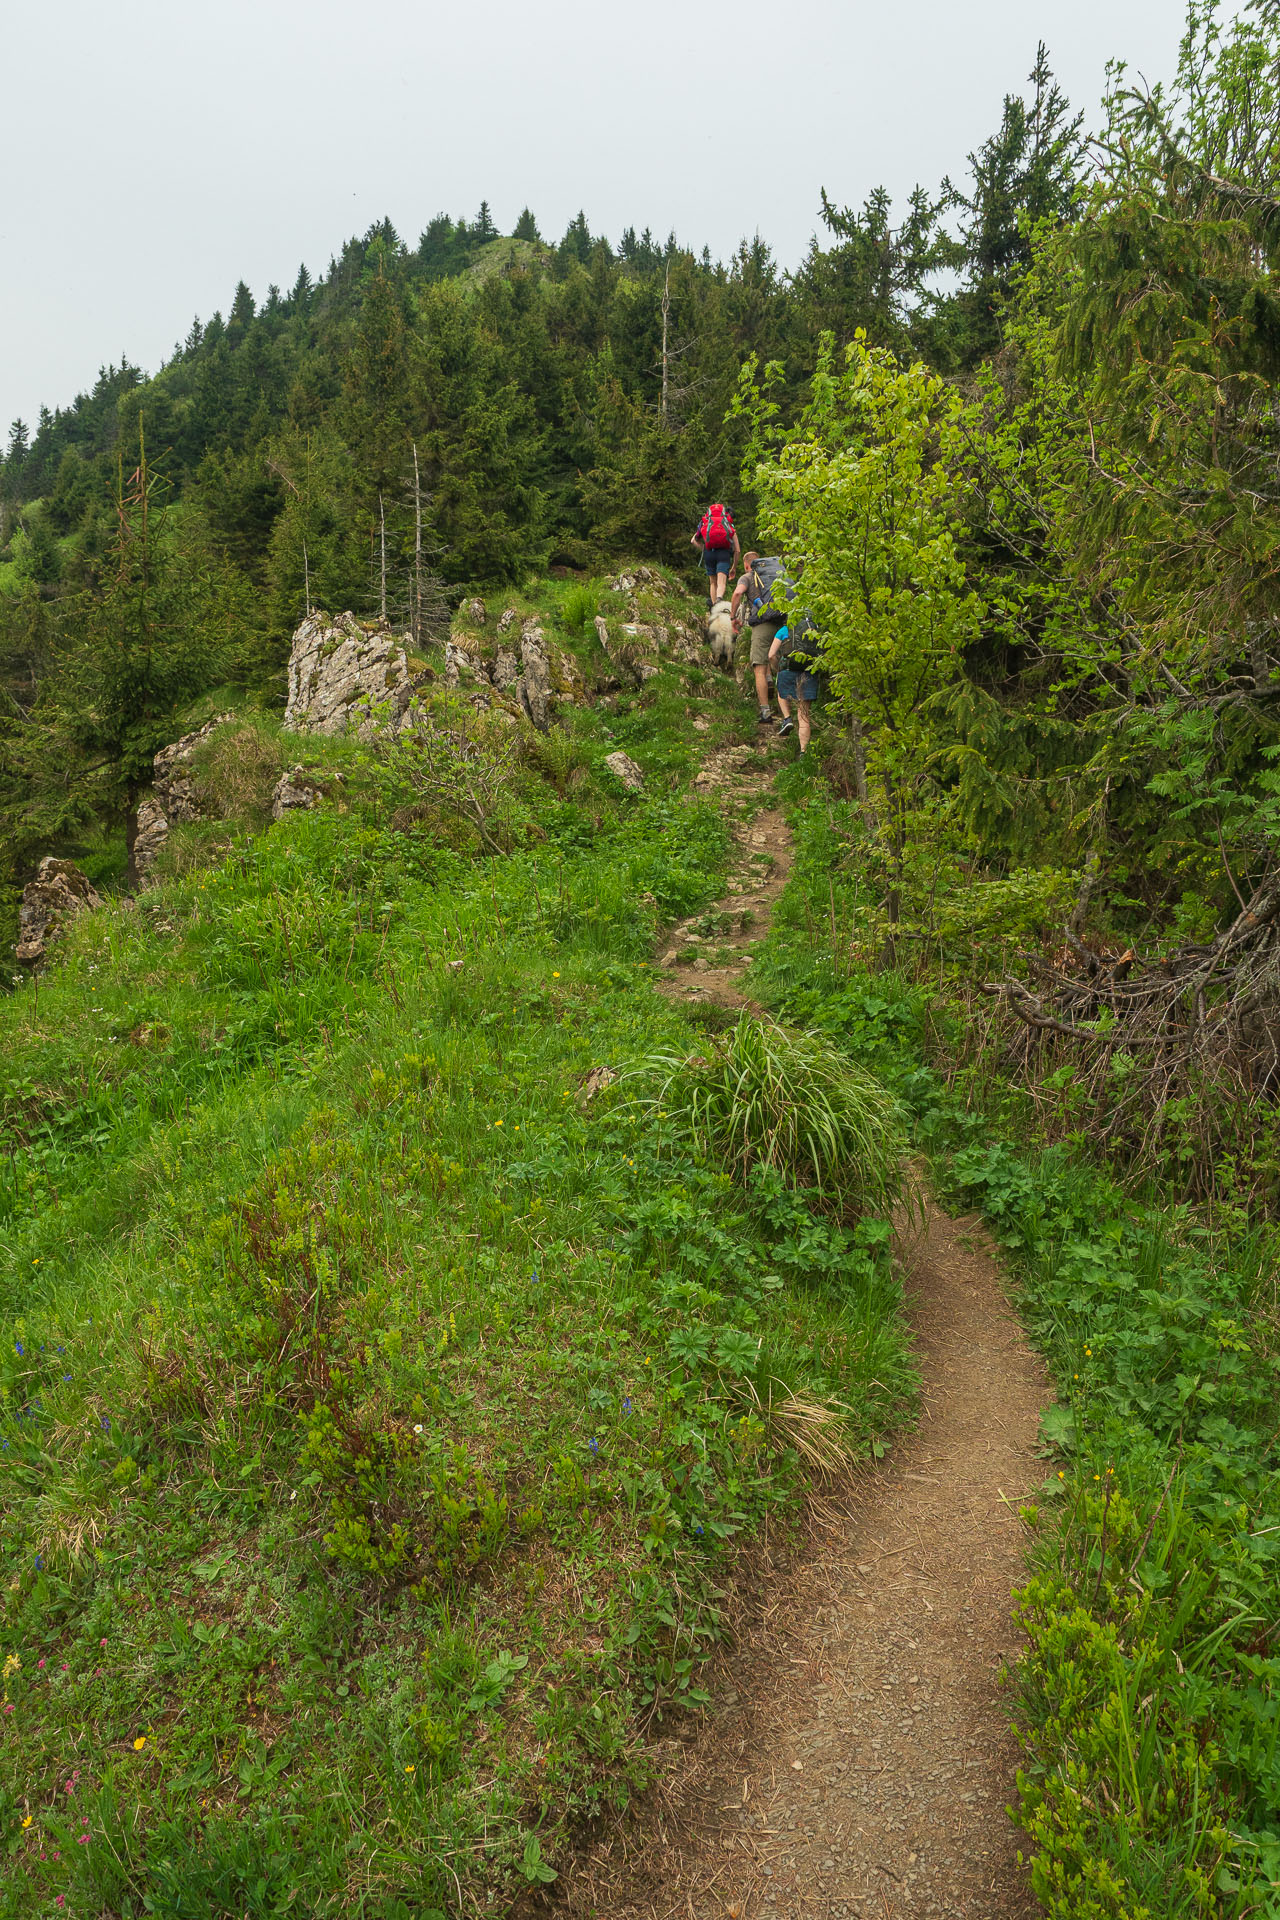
[660, 266, 671, 426]
[850, 711, 868, 805]
[124, 784, 143, 892]
[411, 441, 423, 649]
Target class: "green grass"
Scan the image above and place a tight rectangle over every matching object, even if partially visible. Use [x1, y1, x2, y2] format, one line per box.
[0, 601, 916, 1916]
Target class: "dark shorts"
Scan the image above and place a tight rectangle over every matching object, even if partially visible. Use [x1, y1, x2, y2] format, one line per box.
[776, 666, 823, 702]
[701, 546, 733, 575]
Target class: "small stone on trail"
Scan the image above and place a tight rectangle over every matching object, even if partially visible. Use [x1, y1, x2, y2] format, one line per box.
[792, 1760, 803, 1771]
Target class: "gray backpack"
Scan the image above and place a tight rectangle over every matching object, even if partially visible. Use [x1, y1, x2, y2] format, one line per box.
[747, 557, 792, 624]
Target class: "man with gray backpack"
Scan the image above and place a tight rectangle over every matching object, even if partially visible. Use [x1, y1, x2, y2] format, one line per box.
[731, 552, 793, 726]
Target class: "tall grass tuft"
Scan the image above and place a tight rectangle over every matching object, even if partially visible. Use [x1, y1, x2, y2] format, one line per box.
[644, 1013, 904, 1213]
[561, 580, 603, 635]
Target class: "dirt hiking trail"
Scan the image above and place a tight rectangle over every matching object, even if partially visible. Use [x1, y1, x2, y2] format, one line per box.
[562, 743, 1048, 1918]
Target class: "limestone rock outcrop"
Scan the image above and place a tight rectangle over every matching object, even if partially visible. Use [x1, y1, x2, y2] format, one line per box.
[16, 858, 103, 966]
[134, 713, 235, 882]
[284, 612, 412, 736]
[442, 617, 584, 730]
[154, 714, 232, 820]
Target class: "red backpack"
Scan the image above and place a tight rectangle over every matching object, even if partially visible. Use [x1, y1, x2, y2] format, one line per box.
[699, 503, 735, 549]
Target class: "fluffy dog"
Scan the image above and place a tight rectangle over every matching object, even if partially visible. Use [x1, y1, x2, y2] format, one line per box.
[705, 597, 735, 671]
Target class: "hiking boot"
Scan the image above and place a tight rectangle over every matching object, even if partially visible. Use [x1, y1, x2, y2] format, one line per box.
[757, 708, 773, 726]
[777, 717, 795, 738]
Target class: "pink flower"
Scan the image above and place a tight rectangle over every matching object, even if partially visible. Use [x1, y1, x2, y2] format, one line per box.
[37, 1658, 45, 1669]
[3, 1702, 13, 1714]
[81, 1817, 89, 1826]
[56, 1900, 65, 1909]
[79, 1832, 90, 1843]
[100, 1637, 107, 1646]
[61, 1663, 68, 1671]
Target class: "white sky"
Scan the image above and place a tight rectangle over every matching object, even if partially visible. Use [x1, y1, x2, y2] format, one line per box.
[5, 0, 1193, 432]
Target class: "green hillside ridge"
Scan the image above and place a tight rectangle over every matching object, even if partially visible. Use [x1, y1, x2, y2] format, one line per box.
[3, 2, 1280, 1909]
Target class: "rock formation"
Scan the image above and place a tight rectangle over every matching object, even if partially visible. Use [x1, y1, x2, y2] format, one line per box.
[442, 617, 584, 730]
[134, 712, 234, 882]
[271, 768, 327, 821]
[16, 858, 103, 966]
[284, 612, 413, 736]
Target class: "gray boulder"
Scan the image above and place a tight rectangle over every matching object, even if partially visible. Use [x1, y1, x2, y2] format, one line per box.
[271, 767, 326, 821]
[603, 750, 645, 792]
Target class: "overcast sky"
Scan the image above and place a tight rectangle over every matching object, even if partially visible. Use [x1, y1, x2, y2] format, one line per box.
[5, 0, 1193, 433]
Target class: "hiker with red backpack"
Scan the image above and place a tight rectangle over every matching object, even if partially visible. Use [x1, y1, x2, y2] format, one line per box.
[691, 502, 740, 607]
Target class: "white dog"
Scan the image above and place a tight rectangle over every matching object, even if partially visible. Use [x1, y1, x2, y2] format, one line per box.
[705, 597, 735, 671]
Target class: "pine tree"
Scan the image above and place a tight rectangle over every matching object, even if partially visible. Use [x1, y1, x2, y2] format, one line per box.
[50, 423, 244, 879]
[939, 46, 1084, 362]
[514, 207, 541, 243]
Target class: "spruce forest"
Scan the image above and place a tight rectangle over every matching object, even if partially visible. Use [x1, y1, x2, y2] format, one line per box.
[2, 4, 1280, 1917]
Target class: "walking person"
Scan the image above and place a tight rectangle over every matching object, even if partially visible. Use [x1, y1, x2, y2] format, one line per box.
[691, 502, 740, 608]
[731, 551, 790, 727]
[769, 616, 823, 753]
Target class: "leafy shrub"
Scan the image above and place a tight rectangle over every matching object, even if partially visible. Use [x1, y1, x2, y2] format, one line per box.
[645, 1013, 904, 1212]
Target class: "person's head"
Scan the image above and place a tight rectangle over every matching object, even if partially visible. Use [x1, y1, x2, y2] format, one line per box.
[743, 550, 759, 568]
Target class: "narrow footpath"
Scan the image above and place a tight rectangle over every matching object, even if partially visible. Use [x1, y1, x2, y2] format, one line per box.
[560, 743, 1048, 1919]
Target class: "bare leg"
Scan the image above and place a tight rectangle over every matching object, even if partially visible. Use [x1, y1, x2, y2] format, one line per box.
[797, 697, 812, 752]
[753, 661, 771, 711]
[777, 691, 792, 718]
[713, 568, 729, 602]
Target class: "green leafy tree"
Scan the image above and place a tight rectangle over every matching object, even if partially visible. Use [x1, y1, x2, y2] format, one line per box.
[743, 333, 982, 920]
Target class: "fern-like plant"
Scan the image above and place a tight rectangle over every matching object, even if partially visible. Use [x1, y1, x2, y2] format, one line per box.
[644, 1013, 903, 1213]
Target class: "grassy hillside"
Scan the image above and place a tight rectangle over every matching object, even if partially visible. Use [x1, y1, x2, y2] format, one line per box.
[0, 577, 914, 1917]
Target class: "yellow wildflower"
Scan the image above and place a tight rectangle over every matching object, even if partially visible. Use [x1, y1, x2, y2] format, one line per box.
[133, 1736, 147, 1751]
